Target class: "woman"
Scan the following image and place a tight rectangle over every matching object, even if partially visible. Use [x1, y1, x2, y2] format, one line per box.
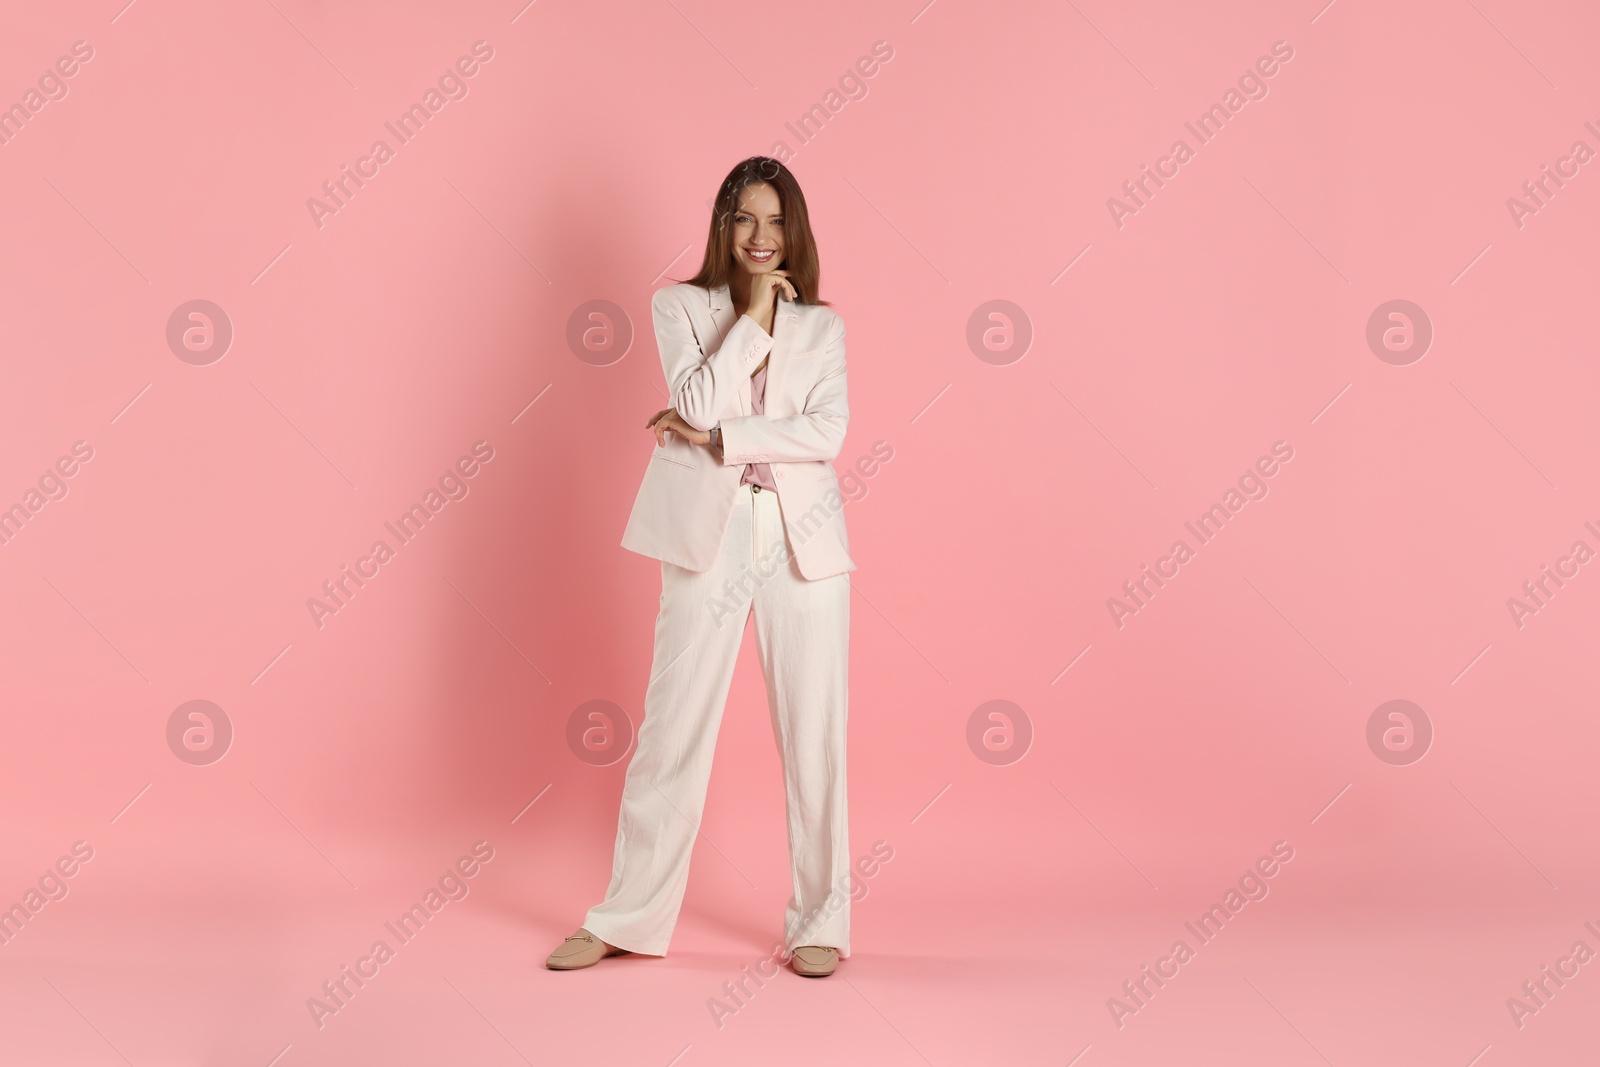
[547, 157, 856, 978]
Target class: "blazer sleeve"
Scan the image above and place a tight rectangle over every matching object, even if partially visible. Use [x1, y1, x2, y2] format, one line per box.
[717, 310, 848, 465]
[655, 286, 774, 432]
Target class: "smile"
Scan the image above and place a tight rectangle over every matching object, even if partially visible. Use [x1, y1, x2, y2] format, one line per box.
[745, 249, 777, 263]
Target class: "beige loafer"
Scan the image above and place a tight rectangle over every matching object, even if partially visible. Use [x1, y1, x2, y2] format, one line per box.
[545, 928, 631, 970]
[790, 945, 838, 977]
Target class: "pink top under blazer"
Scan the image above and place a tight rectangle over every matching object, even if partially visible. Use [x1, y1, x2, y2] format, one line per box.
[620, 281, 856, 581]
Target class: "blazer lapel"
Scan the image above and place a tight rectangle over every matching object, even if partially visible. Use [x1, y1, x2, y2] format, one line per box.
[707, 282, 733, 331]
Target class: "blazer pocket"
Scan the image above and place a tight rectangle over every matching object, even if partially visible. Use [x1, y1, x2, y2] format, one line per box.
[788, 347, 825, 359]
[651, 450, 697, 471]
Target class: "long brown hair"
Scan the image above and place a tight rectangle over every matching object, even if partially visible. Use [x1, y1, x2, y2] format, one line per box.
[679, 156, 829, 307]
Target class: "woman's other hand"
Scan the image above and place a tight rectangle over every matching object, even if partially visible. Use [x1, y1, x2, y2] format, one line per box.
[647, 407, 713, 448]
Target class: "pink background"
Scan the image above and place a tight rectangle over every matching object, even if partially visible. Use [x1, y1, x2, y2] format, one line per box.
[3, 0, 1598, 1063]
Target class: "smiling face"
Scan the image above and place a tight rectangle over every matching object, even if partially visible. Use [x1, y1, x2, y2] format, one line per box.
[730, 182, 785, 276]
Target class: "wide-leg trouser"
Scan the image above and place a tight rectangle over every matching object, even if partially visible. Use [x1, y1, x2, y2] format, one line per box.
[582, 482, 851, 958]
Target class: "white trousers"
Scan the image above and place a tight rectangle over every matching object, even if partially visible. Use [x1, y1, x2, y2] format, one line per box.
[584, 482, 852, 957]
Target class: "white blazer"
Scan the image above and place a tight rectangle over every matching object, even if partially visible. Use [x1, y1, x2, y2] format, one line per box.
[620, 281, 856, 580]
